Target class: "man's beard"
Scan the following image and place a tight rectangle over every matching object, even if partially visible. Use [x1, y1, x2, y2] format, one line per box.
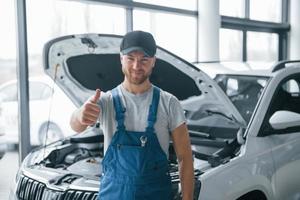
[123, 68, 152, 85]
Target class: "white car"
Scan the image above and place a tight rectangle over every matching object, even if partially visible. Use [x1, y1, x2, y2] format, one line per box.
[9, 34, 300, 200]
[190, 62, 300, 200]
[0, 76, 76, 146]
[0, 104, 6, 159]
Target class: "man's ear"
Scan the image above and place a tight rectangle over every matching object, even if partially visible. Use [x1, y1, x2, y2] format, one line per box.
[120, 54, 123, 64]
[152, 56, 156, 68]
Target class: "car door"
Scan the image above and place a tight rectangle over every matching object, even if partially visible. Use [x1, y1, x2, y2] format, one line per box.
[259, 73, 300, 200]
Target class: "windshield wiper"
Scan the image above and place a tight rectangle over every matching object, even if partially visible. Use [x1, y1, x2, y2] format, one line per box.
[205, 109, 234, 121]
[188, 130, 211, 139]
[205, 109, 247, 130]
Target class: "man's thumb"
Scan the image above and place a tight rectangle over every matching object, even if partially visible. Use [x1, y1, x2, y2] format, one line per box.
[91, 89, 101, 103]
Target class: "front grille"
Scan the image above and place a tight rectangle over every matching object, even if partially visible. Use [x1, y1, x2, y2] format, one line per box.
[16, 175, 98, 200]
[16, 175, 46, 200]
[17, 168, 200, 200]
[63, 190, 98, 200]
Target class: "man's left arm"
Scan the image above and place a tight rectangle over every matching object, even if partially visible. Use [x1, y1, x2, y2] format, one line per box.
[171, 123, 194, 200]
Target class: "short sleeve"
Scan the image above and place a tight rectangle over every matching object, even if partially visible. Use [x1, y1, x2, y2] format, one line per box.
[98, 91, 111, 126]
[168, 95, 186, 132]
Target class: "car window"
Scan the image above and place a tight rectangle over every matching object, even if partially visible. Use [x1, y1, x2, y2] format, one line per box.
[260, 74, 300, 135]
[29, 82, 52, 100]
[226, 78, 238, 96]
[0, 84, 17, 102]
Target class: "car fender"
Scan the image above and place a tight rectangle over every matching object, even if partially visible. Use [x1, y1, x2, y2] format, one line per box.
[199, 160, 274, 200]
[198, 139, 275, 200]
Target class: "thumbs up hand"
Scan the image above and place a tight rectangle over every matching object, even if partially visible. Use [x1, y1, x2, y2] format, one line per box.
[77, 89, 101, 126]
[90, 89, 101, 103]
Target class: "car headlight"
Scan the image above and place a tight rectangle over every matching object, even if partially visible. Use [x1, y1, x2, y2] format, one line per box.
[15, 150, 42, 183]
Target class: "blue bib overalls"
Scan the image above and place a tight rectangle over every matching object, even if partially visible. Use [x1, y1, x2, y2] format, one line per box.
[99, 86, 172, 200]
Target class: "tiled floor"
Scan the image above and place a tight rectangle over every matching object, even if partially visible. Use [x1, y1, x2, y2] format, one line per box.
[0, 151, 19, 200]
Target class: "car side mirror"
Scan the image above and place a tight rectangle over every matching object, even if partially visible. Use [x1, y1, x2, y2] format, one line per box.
[269, 110, 300, 130]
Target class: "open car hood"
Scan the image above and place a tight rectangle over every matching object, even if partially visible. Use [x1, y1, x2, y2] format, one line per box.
[43, 33, 246, 125]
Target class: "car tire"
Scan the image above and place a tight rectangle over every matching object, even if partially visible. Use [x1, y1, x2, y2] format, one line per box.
[38, 122, 64, 145]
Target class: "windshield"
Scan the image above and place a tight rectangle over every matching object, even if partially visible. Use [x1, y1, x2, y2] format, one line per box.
[180, 94, 242, 165]
[181, 96, 240, 138]
[214, 74, 269, 122]
[180, 74, 269, 143]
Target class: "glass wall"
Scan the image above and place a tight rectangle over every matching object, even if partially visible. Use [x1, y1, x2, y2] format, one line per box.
[0, 0, 17, 84]
[220, 0, 282, 22]
[26, 0, 126, 76]
[250, 0, 282, 23]
[247, 31, 278, 61]
[25, 0, 126, 145]
[220, 0, 245, 18]
[0, 0, 127, 148]
[133, 9, 197, 62]
[133, 0, 197, 11]
[220, 0, 286, 62]
[219, 28, 243, 61]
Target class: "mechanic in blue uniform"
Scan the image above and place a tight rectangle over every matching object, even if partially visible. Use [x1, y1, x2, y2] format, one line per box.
[70, 30, 194, 200]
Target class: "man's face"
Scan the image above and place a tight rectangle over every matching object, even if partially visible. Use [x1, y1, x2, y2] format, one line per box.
[120, 51, 156, 85]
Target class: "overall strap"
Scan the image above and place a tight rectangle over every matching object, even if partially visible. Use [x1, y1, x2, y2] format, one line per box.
[146, 86, 160, 133]
[111, 87, 126, 131]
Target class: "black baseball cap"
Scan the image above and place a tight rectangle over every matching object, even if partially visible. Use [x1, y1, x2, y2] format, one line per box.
[120, 31, 157, 57]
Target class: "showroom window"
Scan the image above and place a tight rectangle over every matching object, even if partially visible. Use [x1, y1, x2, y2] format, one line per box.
[133, 9, 197, 62]
[220, 0, 282, 22]
[250, 0, 282, 23]
[220, 0, 289, 62]
[219, 28, 243, 61]
[29, 82, 52, 100]
[26, 0, 126, 73]
[0, 0, 127, 146]
[0, 84, 17, 102]
[0, 0, 17, 84]
[133, 0, 197, 11]
[220, 0, 245, 18]
[247, 31, 278, 61]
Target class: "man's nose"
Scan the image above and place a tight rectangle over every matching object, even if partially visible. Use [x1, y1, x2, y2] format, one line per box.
[132, 60, 141, 69]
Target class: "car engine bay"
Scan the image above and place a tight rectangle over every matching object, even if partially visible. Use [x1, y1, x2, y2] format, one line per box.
[16, 126, 203, 200]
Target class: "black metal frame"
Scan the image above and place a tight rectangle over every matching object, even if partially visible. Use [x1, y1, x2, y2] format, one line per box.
[15, 0, 31, 163]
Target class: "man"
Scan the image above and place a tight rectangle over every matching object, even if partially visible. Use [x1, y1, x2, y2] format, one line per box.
[70, 30, 194, 199]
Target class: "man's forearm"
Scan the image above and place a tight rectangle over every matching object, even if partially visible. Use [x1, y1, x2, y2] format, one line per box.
[179, 157, 194, 200]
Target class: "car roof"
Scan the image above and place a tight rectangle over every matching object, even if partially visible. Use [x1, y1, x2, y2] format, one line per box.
[194, 61, 275, 78]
